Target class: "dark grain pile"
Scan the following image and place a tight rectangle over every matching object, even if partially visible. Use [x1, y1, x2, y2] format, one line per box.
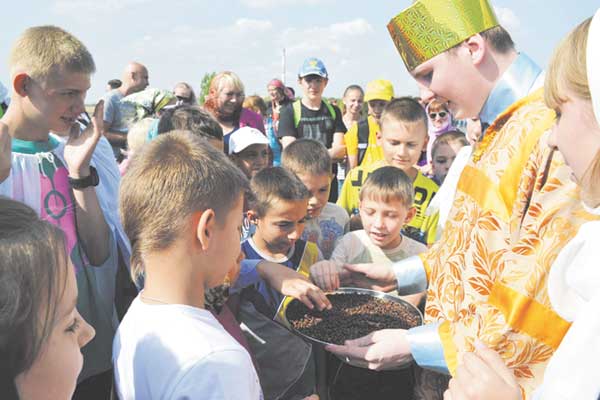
[286, 293, 421, 345]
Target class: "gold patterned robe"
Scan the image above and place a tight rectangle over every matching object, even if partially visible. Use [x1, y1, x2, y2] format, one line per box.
[418, 89, 598, 397]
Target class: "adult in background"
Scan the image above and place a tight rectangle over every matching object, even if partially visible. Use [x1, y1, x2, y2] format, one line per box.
[173, 82, 196, 106]
[203, 71, 265, 154]
[266, 78, 291, 130]
[106, 79, 121, 91]
[102, 62, 149, 160]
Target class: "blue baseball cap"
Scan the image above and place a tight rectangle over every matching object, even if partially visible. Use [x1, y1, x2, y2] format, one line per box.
[298, 57, 328, 78]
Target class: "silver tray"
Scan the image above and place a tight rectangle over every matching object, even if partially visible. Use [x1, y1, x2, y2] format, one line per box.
[282, 287, 423, 368]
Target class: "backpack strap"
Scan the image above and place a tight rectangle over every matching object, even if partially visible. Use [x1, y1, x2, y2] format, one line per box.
[293, 99, 336, 128]
[356, 119, 370, 165]
[321, 98, 337, 120]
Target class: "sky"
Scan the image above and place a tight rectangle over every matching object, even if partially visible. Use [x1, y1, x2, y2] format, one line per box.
[0, 1, 597, 103]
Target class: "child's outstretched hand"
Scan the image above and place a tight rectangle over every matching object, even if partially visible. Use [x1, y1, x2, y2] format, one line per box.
[64, 100, 104, 178]
[444, 341, 521, 400]
[310, 260, 342, 292]
[257, 261, 331, 311]
[0, 121, 11, 182]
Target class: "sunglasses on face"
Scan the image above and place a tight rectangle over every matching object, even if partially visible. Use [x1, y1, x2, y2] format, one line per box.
[175, 95, 192, 105]
[429, 111, 448, 119]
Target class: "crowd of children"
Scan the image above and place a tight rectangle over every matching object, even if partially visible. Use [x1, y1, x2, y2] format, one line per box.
[1, 2, 600, 399]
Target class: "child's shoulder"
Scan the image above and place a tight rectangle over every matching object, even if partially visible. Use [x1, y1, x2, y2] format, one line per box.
[119, 298, 243, 355]
[321, 203, 350, 223]
[401, 234, 429, 255]
[414, 170, 439, 190]
[345, 160, 385, 180]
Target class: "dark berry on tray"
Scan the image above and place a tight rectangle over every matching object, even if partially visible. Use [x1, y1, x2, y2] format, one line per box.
[286, 293, 421, 345]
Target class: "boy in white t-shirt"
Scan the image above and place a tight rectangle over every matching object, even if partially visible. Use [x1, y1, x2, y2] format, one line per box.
[113, 131, 262, 400]
[281, 138, 349, 259]
[311, 166, 427, 308]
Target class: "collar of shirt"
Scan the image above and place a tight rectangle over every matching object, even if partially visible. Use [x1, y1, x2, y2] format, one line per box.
[479, 52, 543, 126]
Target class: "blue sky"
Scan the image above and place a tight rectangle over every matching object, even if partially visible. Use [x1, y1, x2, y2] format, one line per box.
[1, 1, 597, 103]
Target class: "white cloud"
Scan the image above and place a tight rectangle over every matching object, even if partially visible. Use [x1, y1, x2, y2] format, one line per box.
[234, 18, 274, 33]
[241, 0, 325, 8]
[330, 19, 373, 36]
[281, 18, 374, 56]
[494, 6, 521, 32]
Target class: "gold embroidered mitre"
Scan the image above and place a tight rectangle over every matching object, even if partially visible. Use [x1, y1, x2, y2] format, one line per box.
[387, 0, 499, 71]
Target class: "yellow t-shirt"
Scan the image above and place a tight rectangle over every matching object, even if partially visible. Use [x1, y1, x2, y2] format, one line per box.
[337, 161, 439, 245]
[344, 115, 384, 168]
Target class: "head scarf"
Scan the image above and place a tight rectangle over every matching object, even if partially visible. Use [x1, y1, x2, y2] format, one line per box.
[425, 102, 454, 163]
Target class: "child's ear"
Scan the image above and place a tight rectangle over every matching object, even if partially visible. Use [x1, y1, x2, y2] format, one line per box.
[13, 73, 30, 97]
[404, 207, 417, 224]
[196, 209, 216, 251]
[376, 130, 383, 146]
[246, 210, 259, 225]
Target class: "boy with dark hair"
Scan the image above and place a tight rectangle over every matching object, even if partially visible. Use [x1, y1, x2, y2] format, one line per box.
[281, 138, 349, 258]
[277, 57, 347, 201]
[157, 104, 224, 151]
[244, 166, 322, 318]
[338, 97, 439, 245]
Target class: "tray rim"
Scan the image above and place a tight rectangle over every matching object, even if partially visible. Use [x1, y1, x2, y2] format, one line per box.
[283, 287, 424, 347]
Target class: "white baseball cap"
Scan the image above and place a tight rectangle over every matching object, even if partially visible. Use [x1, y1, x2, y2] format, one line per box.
[228, 126, 270, 155]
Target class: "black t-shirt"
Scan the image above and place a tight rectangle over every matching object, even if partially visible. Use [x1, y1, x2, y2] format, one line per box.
[277, 101, 346, 148]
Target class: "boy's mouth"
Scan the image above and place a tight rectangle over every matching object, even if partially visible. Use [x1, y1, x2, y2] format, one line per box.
[369, 231, 388, 241]
[307, 206, 321, 216]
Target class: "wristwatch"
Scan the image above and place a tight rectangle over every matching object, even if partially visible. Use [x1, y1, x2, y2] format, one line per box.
[68, 166, 99, 189]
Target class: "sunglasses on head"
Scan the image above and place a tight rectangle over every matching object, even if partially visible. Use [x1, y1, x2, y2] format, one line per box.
[429, 111, 448, 119]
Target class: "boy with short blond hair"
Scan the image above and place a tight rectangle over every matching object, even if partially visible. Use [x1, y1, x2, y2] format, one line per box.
[312, 167, 427, 305]
[114, 130, 262, 399]
[337, 97, 439, 245]
[282, 138, 349, 258]
[430, 130, 469, 184]
[0, 25, 130, 396]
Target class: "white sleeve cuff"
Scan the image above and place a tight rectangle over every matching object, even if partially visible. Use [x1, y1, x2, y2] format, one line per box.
[406, 323, 449, 375]
[392, 255, 427, 295]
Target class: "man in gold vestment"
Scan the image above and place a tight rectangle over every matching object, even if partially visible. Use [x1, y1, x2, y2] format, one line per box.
[327, 1, 599, 398]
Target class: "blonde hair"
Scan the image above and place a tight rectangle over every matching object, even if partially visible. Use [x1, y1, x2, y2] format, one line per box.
[127, 118, 154, 154]
[203, 71, 245, 115]
[545, 18, 592, 110]
[120, 131, 249, 282]
[359, 166, 413, 208]
[9, 26, 95, 83]
[431, 131, 468, 158]
[545, 17, 600, 206]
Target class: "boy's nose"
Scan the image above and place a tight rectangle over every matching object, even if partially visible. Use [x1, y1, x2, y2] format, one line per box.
[79, 316, 96, 348]
[288, 227, 302, 241]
